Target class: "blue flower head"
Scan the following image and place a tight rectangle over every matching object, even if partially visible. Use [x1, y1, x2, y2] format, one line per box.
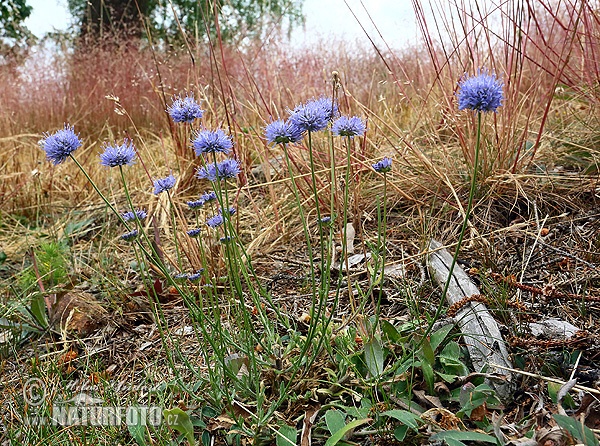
[167, 94, 204, 123]
[206, 213, 224, 228]
[332, 116, 366, 137]
[197, 159, 241, 182]
[188, 269, 204, 282]
[187, 190, 217, 209]
[122, 209, 147, 222]
[120, 229, 139, 242]
[174, 272, 188, 281]
[100, 139, 136, 167]
[288, 97, 338, 133]
[372, 157, 392, 173]
[193, 129, 233, 156]
[41, 124, 82, 165]
[265, 119, 303, 145]
[153, 174, 176, 195]
[457, 70, 503, 113]
[187, 199, 204, 209]
[186, 228, 202, 238]
[201, 190, 217, 203]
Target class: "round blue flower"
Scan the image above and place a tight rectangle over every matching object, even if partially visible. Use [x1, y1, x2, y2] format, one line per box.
[312, 96, 339, 120]
[319, 216, 332, 224]
[153, 174, 176, 195]
[186, 228, 202, 237]
[120, 229, 139, 241]
[332, 116, 366, 137]
[373, 157, 392, 173]
[192, 129, 233, 156]
[206, 213, 224, 228]
[220, 236, 234, 244]
[174, 272, 188, 281]
[457, 70, 503, 113]
[122, 209, 147, 221]
[201, 190, 217, 203]
[197, 159, 241, 182]
[372, 157, 392, 173]
[288, 97, 338, 133]
[187, 199, 204, 209]
[265, 119, 303, 145]
[100, 139, 136, 167]
[188, 269, 204, 281]
[221, 207, 236, 216]
[41, 124, 82, 165]
[167, 94, 204, 123]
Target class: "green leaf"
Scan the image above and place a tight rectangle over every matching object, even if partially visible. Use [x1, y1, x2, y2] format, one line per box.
[380, 409, 421, 429]
[548, 382, 576, 408]
[163, 407, 195, 446]
[381, 320, 400, 343]
[440, 340, 461, 361]
[421, 337, 435, 366]
[553, 414, 599, 446]
[324, 418, 371, 446]
[394, 425, 409, 441]
[127, 416, 148, 446]
[364, 338, 384, 377]
[430, 430, 498, 445]
[325, 409, 346, 435]
[430, 324, 454, 352]
[421, 360, 435, 394]
[30, 293, 47, 328]
[276, 424, 297, 446]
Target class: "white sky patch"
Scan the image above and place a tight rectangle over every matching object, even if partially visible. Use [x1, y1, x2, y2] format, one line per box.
[23, 0, 421, 49]
[24, 0, 71, 37]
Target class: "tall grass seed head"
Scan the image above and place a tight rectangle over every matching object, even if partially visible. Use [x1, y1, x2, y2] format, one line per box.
[100, 139, 136, 167]
[197, 159, 241, 182]
[457, 70, 503, 113]
[153, 174, 176, 194]
[288, 97, 338, 132]
[122, 209, 147, 221]
[332, 116, 366, 137]
[193, 129, 233, 156]
[41, 124, 82, 165]
[265, 119, 303, 145]
[372, 157, 392, 173]
[167, 94, 204, 123]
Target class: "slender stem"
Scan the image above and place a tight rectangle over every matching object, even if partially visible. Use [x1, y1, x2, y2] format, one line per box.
[70, 155, 131, 231]
[423, 112, 483, 340]
[340, 136, 355, 312]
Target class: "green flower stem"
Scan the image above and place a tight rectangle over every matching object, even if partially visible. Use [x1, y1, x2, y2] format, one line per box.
[71, 155, 219, 397]
[70, 155, 131, 231]
[371, 171, 388, 335]
[305, 130, 333, 351]
[166, 194, 183, 269]
[423, 111, 483, 341]
[342, 135, 355, 312]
